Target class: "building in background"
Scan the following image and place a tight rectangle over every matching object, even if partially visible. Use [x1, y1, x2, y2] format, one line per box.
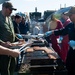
[29, 7, 41, 21]
[44, 10, 56, 20]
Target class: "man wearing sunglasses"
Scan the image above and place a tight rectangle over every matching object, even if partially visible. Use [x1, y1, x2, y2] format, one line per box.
[0, 2, 22, 75]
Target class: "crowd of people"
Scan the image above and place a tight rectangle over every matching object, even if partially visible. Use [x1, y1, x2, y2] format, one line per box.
[0, 1, 54, 75]
[45, 6, 75, 75]
[0, 1, 75, 75]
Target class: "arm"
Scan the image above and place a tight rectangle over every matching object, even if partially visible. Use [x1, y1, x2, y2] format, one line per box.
[44, 22, 70, 37]
[0, 45, 20, 57]
[0, 40, 12, 47]
[54, 23, 70, 36]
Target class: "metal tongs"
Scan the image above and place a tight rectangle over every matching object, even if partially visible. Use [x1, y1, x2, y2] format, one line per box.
[19, 41, 33, 52]
[21, 34, 45, 39]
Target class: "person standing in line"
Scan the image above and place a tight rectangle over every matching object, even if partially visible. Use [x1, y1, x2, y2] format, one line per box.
[0, 2, 24, 75]
[33, 22, 40, 35]
[13, 14, 22, 34]
[44, 6, 75, 75]
[60, 12, 71, 63]
[19, 16, 30, 35]
[48, 14, 63, 56]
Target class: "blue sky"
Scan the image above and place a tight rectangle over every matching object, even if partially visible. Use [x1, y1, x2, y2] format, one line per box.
[0, 0, 75, 15]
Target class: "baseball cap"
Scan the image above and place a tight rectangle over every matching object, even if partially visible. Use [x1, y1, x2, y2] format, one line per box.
[2, 2, 17, 11]
[14, 14, 22, 19]
[65, 6, 75, 16]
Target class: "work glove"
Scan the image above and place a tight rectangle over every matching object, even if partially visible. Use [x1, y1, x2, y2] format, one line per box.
[68, 40, 75, 49]
[16, 34, 23, 39]
[59, 36, 63, 42]
[44, 31, 53, 37]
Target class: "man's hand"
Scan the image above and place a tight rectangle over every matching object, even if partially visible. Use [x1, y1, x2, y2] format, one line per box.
[10, 49, 20, 57]
[16, 34, 23, 39]
[59, 36, 63, 43]
[68, 40, 75, 48]
[1, 41, 13, 48]
[11, 39, 25, 47]
[18, 39, 25, 45]
[44, 31, 53, 37]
